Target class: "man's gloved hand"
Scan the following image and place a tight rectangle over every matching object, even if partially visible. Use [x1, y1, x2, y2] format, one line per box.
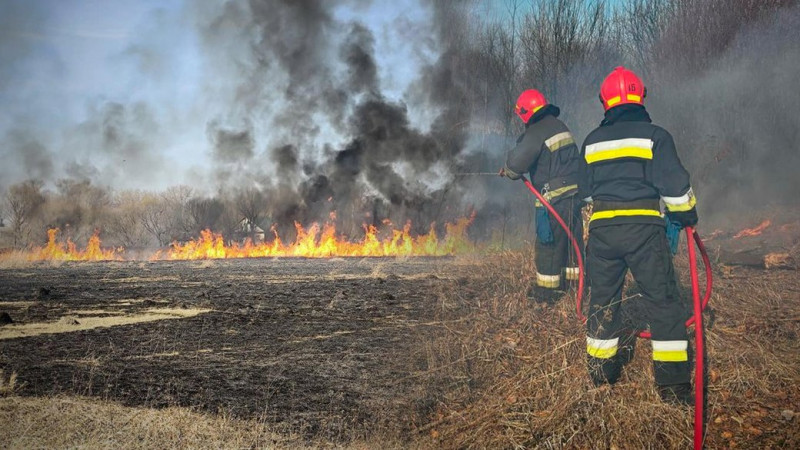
[535, 206, 554, 244]
[501, 165, 521, 180]
[665, 217, 682, 255]
[666, 207, 698, 227]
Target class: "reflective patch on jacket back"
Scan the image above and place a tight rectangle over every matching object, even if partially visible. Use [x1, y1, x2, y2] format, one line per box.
[585, 138, 654, 163]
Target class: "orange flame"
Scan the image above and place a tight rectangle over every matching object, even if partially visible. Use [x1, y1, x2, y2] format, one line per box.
[28, 228, 122, 261]
[733, 220, 771, 239]
[153, 214, 476, 260]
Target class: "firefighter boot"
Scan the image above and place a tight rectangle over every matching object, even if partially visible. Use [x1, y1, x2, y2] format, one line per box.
[658, 383, 694, 406]
[526, 284, 565, 305]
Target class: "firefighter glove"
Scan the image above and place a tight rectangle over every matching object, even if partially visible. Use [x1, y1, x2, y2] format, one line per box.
[665, 217, 682, 255]
[666, 207, 698, 227]
[535, 206, 554, 244]
[502, 165, 521, 180]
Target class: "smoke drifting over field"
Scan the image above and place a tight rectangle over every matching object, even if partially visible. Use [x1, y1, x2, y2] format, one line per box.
[648, 5, 800, 220]
[3, 0, 478, 230]
[192, 0, 474, 228]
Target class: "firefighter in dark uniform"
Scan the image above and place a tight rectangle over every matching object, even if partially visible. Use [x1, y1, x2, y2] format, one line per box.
[502, 89, 584, 303]
[578, 66, 699, 404]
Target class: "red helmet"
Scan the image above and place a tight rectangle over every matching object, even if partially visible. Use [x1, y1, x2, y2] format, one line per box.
[599, 66, 646, 110]
[514, 89, 547, 123]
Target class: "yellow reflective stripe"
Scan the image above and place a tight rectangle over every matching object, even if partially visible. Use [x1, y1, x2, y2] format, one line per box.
[532, 104, 545, 114]
[653, 350, 689, 362]
[587, 337, 618, 359]
[545, 132, 575, 152]
[606, 95, 621, 107]
[663, 188, 697, 212]
[626, 94, 641, 102]
[534, 184, 578, 207]
[585, 147, 653, 164]
[536, 272, 560, 288]
[544, 184, 578, 201]
[590, 209, 663, 222]
[665, 196, 697, 212]
[652, 340, 688, 362]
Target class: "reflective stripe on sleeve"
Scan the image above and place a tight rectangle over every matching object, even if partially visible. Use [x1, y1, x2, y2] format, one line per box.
[590, 209, 663, 222]
[536, 272, 560, 288]
[543, 184, 578, 201]
[585, 138, 654, 164]
[652, 340, 688, 362]
[545, 131, 575, 152]
[662, 188, 697, 212]
[587, 336, 619, 359]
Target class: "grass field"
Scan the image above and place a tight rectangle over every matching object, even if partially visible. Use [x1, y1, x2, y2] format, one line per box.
[1, 252, 798, 448]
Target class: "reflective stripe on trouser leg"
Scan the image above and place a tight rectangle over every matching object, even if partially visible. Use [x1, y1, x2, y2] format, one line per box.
[536, 272, 560, 288]
[587, 336, 618, 359]
[565, 267, 579, 280]
[652, 340, 688, 362]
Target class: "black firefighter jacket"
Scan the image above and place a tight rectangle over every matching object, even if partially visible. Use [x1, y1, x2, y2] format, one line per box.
[504, 105, 582, 205]
[577, 104, 697, 230]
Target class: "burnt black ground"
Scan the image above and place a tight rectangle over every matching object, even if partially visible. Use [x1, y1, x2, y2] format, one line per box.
[0, 257, 467, 441]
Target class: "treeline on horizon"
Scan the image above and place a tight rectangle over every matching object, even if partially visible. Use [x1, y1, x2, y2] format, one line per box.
[1, 0, 795, 250]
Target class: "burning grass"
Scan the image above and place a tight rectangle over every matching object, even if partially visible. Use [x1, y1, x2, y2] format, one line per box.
[0, 214, 480, 264]
[410, 251, 800, 448]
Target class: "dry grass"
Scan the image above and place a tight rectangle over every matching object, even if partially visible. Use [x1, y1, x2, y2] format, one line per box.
[410, 251, 800, 449]
[0, 394, 420, 449]
[0, 370, 22, 396]
[0, 308, 212, 340]
[0, 395, 302, 449]
[0, 253, 66, 269]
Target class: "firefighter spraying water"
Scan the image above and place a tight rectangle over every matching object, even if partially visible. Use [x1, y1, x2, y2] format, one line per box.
[500, 89, 584, 304]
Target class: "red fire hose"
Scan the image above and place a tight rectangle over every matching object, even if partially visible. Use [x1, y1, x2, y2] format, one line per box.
[519, 176, 712, 449]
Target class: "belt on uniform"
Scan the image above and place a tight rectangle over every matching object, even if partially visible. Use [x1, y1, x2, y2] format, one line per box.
[590, 199, 662, 222]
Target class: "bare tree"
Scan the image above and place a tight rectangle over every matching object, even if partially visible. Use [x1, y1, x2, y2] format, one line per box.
[235, 188, 267, 241]
[105, 190, 153, 248]
[187, 197, 225, 233]
[141, 194, 172, 247]
[5, 180, 46, 248]
[47, 179, 111, 242]
[161, 185, 194, 241]
[518, 0, 609, 107]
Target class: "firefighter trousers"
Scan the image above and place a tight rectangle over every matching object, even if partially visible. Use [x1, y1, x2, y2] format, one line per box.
[535, 196, 584, 289]
[585, 223, 690, 386]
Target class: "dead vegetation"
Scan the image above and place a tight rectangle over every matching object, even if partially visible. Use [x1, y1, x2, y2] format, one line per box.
[0, 307, 212, 340]
[0, 254, 797, 448]
[410, 251, 800, 448]
[0, 370, 22, 396]
[0, 395, 306, 449]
